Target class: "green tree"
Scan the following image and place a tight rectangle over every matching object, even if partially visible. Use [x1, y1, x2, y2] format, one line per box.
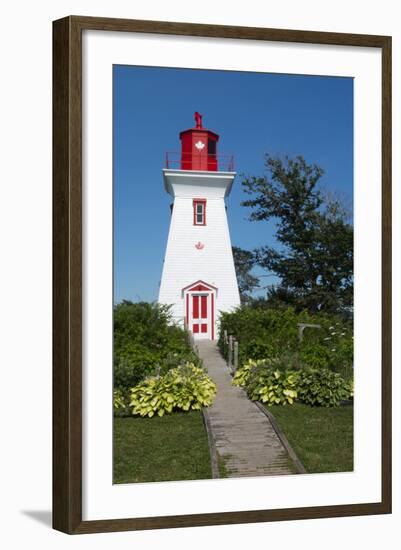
[241, 154, 353, 315]
[232, 246, 260, 303]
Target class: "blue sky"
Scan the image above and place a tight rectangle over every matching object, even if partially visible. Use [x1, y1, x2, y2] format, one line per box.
[113, 65, 353, 303]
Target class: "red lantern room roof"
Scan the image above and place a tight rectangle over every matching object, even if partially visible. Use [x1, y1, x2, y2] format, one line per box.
[165, 112, 234, 172]
[179, 111, 219, 141]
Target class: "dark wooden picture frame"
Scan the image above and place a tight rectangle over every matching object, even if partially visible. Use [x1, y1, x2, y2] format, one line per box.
[53, 15, 392, 534]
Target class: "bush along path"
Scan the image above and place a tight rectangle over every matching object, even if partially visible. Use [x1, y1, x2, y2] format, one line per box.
[197, 340, 301, 477]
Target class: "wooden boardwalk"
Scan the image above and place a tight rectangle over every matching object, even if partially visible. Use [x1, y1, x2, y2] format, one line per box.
[198, 340, 296, 478]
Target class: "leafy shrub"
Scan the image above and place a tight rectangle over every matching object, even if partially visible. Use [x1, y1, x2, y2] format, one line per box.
[158, 351, 200, 376]
[114, 344, 160, 390]
[245, 364, 299, 405]
[300, 321, 353, 379]
[218, 305, 353, 377]
[130, 363, 217, 418]
[275, 350, 302, 371]
[297, 366, 351, 407]
[299, 342, 330, 370]
[114, 301, 177, 353]
[219, 307, 300, 365]
[114, 301, 200, 393]
[233, 354, 352, 408]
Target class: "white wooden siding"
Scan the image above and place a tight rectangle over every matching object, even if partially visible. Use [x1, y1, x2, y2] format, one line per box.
[158, 169, 240, 335]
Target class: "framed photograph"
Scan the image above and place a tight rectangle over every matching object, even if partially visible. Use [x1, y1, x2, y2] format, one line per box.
[53, 16, 391, 534]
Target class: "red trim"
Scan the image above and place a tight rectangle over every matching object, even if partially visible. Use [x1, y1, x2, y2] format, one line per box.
[192, 284, 210, 292]
[193, 199, 207, 226]
[211, 293, 215, 340]
[186, 293, 189, 327]
[182, 279, 217, 293]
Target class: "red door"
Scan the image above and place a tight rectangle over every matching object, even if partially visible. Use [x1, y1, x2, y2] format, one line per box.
[192, 294, 208, 335]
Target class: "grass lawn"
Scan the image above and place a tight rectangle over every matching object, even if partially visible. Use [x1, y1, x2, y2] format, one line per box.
[113, 411, 212, 483]
[266, 403, 353, 473]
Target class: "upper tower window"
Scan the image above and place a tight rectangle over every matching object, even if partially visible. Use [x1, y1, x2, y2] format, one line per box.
[207, 138, 216, 156]
[193, 199, 207, 226]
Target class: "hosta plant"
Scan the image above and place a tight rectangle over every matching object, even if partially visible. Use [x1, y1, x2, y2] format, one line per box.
[114, 301, 201, 393]
[232, 358, 270, 387]
[343, 378, 354, 400]
[113, 389, 130, 417]
[246, 365, 299, 405]
[297, 366, 351, 407]
[130, 363, 217, 417]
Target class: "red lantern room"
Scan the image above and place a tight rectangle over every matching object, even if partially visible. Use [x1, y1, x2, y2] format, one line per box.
[165, 113, 234, 172]
[179, 112, 219, 171]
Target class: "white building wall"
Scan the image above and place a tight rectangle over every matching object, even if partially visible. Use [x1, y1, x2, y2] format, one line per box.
[158, 170, 240, 335]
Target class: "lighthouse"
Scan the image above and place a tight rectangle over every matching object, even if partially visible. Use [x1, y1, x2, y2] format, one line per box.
[158, 113, 240, 340]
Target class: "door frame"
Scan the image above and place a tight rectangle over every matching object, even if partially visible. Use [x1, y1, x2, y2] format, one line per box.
[182, 280, 217, 340]
[188, 292, 211, 339]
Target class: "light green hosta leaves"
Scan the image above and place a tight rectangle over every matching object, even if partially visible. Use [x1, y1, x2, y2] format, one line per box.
[129, 363, 217, 418]
[113, 389, 127, 411]
[232, 358, 276, 387]
[232, 351, 353, 407]
[245, 364, 300, 406]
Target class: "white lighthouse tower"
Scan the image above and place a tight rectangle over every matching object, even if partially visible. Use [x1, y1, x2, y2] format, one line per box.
[158, 113, 240, 340]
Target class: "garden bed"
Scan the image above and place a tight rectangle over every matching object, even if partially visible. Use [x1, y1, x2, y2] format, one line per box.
[265, 403, 353, 474]
[113, 410, 212, 483]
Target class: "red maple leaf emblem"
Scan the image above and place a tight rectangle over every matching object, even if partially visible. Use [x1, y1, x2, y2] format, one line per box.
[195, 241, 205, 250]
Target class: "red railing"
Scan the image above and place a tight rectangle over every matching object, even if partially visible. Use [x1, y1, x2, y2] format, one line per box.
[165, 151, 235, 172]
